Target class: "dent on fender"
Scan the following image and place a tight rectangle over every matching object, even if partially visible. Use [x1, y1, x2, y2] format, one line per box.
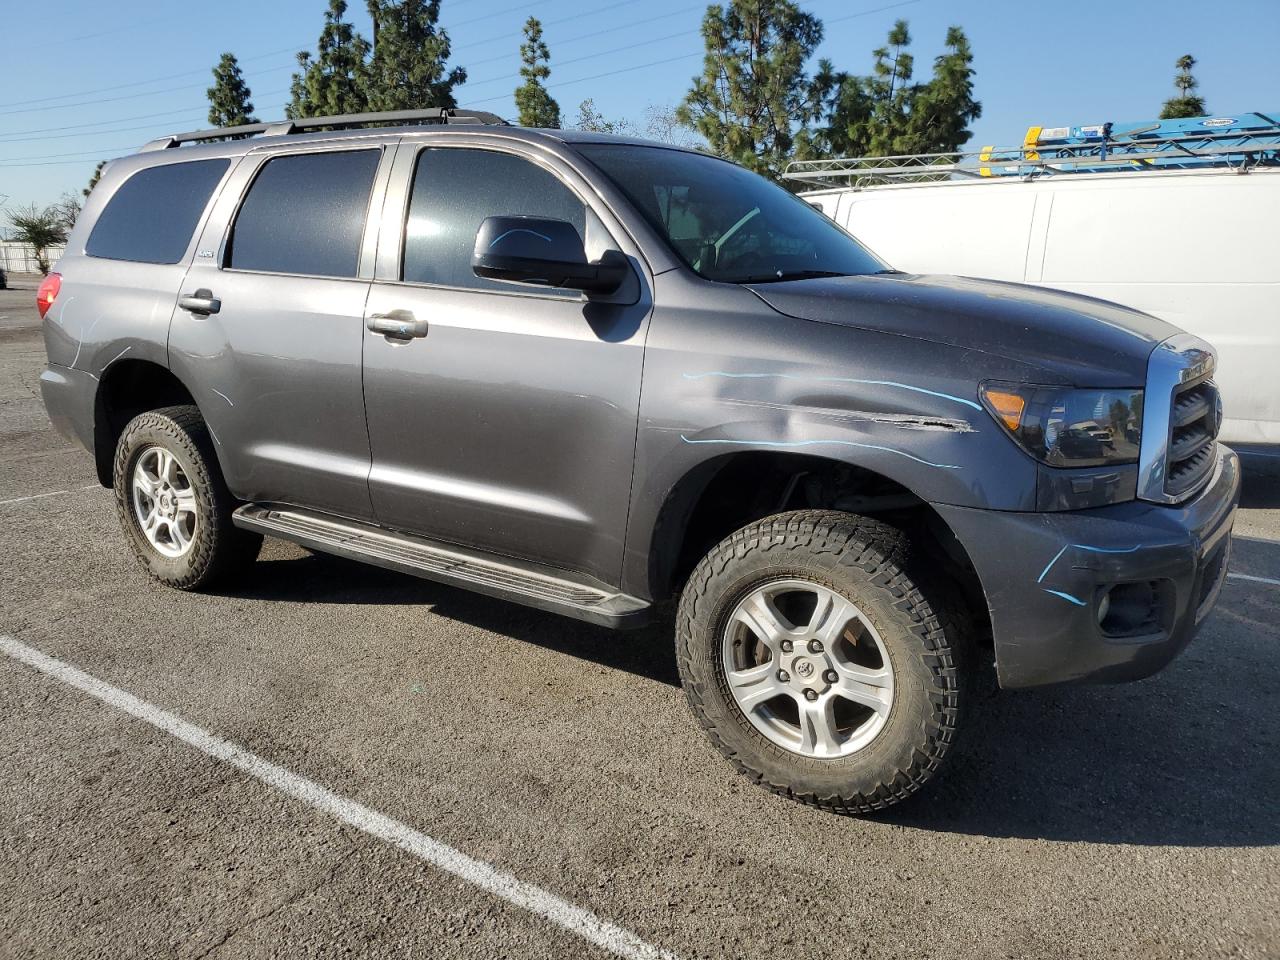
[678, 435, 963, 470]
[681, 371, 984, 411]
[677, 369, 984, 469]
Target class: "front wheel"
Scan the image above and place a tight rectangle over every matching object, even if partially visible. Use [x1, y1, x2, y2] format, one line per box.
[113, 405, 261, 590]
[676, 510, 966, 814]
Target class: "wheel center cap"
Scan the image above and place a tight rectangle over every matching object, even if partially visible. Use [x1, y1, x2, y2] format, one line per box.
[792, 657, 816, 680]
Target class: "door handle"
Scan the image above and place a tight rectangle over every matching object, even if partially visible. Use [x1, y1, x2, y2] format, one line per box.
[178, 289, 221, 315]
[367, 310, 428, 341]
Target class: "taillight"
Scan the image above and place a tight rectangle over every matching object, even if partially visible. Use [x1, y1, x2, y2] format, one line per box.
[36, 273, 61, 320]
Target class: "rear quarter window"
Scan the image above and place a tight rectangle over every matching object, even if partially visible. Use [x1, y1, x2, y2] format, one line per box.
[86, 158, 231, 264]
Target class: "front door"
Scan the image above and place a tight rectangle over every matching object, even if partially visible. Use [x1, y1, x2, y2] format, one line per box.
[170, 145, 387, 519]
[361, 142, 651, 585]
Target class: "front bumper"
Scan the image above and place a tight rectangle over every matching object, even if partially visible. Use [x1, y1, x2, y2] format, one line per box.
[936, 446, 1240, 688]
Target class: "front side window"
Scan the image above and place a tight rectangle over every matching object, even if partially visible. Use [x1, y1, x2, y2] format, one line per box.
[227, 149, 380, 278]
[86, 158, 230, 264]
[578, 144, 888, 283]
[402, 148, 610, 294]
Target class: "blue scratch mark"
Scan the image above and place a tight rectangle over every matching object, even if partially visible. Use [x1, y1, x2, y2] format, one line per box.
[211, 388, 234, 407]
[1037, 543, 1142, 583]
[488, 228, 552, 248]
[678, 435, 961, 469]
[681, 371, 983, 411]
[1036, 546, 1070, 584]
[1043, 589, 1087, 606]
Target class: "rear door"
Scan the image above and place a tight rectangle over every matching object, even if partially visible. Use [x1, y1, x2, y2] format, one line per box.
[170, 143, 392, 518]
[361, 138, 652, 584]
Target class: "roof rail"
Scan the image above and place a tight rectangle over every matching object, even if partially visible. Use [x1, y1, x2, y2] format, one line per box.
[138, 108, 508, 153]
[783, 111, 1280, 188]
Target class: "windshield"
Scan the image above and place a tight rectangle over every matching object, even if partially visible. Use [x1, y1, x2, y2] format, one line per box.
[577, 144, 889, 283]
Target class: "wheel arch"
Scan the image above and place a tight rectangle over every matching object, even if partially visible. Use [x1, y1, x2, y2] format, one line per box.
[645, 450, 991, 643]
[93, 358, 204, 486]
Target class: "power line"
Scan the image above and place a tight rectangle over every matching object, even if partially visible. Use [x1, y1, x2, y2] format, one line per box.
[0, 42, 308, 110]
[463, 52, 704, 109]
[0, 64, 296, 118]
[466, 6, 700, 71]
[2, 0, 923, 147]
[453, 0, 648, 52]
[0, 0, 678, 122]
[0, 0, 587, 116]
[465, 28, 694, 90]
[0, 92, 292, 143]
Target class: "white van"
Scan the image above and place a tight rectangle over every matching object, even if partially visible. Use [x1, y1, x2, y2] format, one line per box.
[799, 167, 1280, 451]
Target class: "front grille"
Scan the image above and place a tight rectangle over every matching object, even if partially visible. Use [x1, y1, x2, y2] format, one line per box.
[1138, 334, 1220, 505]
[1164, 378, 1219, 499]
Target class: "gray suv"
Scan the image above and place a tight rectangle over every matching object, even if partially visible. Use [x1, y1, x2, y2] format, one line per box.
[39, 109, 1240, 813]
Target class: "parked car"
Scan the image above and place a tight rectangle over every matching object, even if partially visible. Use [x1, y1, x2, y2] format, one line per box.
[38, 110, 1239, 813]
[796, 159, 1279, 455]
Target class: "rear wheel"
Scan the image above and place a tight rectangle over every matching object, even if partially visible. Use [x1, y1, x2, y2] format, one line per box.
[113, 405, 261, 589]
[676, 510, 965, 813]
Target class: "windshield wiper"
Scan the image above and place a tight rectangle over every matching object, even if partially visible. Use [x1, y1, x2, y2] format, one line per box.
[729, 269, 853, 284]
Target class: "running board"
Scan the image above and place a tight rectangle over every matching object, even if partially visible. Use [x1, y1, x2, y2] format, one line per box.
[232, 504, 651, 629]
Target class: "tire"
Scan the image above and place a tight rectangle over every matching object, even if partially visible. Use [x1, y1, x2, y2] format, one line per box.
[676, 509, 966, 814]
[112, 405, 261, 590]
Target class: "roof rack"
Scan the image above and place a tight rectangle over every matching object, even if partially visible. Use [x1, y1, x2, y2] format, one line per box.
[783, 111, 1280, 188]
[139, 108, 508, 153]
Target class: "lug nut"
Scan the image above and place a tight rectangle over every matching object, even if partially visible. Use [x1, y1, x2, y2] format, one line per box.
[808, 640, 824, 653]
[824, 669, 838, 684]
[780, 640, 794, 653]
[804, 688, 819, 701]
[777, 670, 790, 683]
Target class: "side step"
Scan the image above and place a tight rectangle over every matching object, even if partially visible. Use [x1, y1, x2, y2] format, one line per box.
[232, 504, 651, 629]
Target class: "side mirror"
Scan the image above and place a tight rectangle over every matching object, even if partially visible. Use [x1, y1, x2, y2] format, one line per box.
[472, 216, 627, 295]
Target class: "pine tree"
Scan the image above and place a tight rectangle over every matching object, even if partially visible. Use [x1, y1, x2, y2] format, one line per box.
[1160, 54, 1208, 119]
[678, 0, 826, 178]
[902, 26, 980, 154]
[84, 161, 107, 198]
[515, 17, 560, 128]
[287, 0, 372, 119]
[866, 19, 914, 155]
[207, 53, 257, 127]
[818, 22, 980, 159]
[364, 0, 466, 111]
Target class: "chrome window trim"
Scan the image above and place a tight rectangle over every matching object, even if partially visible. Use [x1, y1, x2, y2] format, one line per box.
[1137, 332, 1218, 504]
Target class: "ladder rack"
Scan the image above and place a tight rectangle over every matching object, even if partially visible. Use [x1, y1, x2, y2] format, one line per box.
[783, 111, 1280, 188]
[139, 108, 508, 153]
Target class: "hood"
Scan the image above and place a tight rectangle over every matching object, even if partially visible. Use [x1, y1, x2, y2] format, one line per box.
[747, 273, 1178, 387]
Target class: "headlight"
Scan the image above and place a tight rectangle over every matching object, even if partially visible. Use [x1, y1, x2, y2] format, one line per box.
[980, 382, 1144, 467]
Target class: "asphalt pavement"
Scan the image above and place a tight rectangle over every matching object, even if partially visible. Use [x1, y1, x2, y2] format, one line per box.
[1, 277, 1276, 959]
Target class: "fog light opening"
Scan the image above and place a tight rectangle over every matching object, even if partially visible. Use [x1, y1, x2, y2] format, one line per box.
[1098, 581, 1163, 638]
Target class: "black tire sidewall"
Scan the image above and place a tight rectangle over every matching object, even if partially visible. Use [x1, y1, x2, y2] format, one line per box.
[113, 408, 235, 589]
[677, 512, 960, 810]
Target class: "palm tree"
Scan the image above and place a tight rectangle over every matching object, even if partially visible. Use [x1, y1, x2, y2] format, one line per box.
[5, 204, 68, 276]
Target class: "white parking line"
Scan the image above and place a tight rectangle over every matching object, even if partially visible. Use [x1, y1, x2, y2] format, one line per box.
[0, 484, 102, 507]
[0, 635, 679, 960]
[1227, 572, 1280, 587]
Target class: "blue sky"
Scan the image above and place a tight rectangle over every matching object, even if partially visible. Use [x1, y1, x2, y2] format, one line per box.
[1, 0, 1277, 212]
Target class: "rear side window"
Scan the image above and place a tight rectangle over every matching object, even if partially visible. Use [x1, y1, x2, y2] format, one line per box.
[402, 148, 594, 293]
[86, 158, 230, 264]
[228, 149, 380, 278]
